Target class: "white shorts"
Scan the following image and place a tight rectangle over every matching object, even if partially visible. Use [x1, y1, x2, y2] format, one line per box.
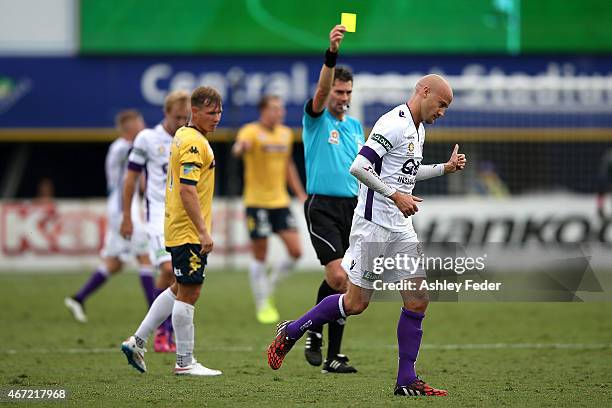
[341, 214, 426, 290]
[101, 217, 148, 262]
[146, 219, 171, 267]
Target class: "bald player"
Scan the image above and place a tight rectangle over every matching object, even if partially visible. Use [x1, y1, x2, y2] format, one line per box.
[267, 75, 467, 397]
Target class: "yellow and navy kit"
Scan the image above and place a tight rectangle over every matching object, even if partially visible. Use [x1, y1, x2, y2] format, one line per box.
[237, 122, 293, 208]
[164, 125, 215, 248]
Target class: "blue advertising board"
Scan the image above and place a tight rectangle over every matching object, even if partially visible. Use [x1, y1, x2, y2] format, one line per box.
[1, 55, 612, 129]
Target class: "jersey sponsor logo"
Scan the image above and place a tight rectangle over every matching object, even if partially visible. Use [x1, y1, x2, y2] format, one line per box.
[262, 144, 289, 152]
[371, 133, 393, 152]
[132, 147, 146, 157]
[328, 130, 339, 145]
[401, 159, 421, 176]
[397, 175, 414, 185]
[188, 146, 199, 154]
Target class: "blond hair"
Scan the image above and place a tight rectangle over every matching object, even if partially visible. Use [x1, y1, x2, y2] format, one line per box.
[164, 90, 190, 113]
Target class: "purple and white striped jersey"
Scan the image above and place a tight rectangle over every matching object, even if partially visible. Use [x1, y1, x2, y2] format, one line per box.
[105, 137, 142, 221]
[354, 104, 425, 232]
[127, 124, 173, 223]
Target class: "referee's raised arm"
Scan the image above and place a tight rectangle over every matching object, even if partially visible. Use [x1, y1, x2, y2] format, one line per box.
[311, 25, 347, 114]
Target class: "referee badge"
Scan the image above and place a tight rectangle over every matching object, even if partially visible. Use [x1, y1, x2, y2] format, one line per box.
[328, 130, 340, 145]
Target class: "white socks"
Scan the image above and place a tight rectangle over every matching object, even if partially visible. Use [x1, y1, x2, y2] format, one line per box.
[134, 288, 176, 342]
[269, 257, 298, 293]
[172, 300, 195, 367]
[248, 260, 270, 310]
[132, 288, 198, 368]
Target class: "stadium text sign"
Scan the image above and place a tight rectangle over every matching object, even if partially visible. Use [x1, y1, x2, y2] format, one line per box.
[1, 56, 611, 128]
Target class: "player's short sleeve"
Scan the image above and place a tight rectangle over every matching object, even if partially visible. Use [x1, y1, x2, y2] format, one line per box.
[236, 124, 256, 143]
[128, 131, 148, 172]
[361, 115, 400, 162]
[178, 134, 204, 186]
[302, 99, 326, 150]
[302, 99, 325, 132]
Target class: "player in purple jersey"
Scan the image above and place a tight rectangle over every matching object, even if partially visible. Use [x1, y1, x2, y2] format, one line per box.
[65, 110, 153, 323]
[267, 75, 467, 397]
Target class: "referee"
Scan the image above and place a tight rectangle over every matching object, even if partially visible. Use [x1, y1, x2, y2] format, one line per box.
[301, 24, 364, 373]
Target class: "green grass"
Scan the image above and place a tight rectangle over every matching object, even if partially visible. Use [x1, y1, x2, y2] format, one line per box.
[0, 270, 611, 407]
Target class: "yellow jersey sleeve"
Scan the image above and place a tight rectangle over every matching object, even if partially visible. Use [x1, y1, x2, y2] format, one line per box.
[178, 133, 205, 186]
[237, 124, 257, 144]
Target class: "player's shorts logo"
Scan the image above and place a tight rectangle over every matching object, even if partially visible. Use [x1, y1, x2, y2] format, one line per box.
[188, 250, 201, 275]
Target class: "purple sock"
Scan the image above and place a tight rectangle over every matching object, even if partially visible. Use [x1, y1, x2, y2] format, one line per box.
[286, 294, 345, 339]
[73, 268, 108, 303]
[397, 307, 425, 386]
[139, 270, 156, 307]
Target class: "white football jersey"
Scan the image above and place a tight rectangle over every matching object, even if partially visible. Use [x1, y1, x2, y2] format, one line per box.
[128, 124, 173, 224]
[355, 104, 425, 232]
[105, 137, 142, 220]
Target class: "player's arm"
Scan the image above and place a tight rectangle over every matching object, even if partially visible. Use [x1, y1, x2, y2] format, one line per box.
[179, 182, 212, 254]
[286, 158, 307, 203]
[104, 146, 117, 195]
[310, 25, 346, 115]
[120, 140, 146, 239]
[120, 169, 140, 238]
[416, 144, 466, 181]
[178, 139, 212, 254]
[350, 124, 422, 217]
[350, 154, 422, 217]
[231, 126, 254, 158]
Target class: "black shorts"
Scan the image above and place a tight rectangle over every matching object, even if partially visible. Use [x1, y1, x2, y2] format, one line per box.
[167, 243, 207, 285]
[246, 207, 297, 240]
[304, 194, 357, 266]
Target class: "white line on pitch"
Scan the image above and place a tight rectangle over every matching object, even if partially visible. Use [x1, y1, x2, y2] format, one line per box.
[2, 343, 610, 355]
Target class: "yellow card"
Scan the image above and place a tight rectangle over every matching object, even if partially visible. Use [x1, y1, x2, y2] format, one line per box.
[341, 13, 356, 32]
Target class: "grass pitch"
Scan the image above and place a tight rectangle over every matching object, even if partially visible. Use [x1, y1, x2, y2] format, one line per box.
[1, 270, 611, 407]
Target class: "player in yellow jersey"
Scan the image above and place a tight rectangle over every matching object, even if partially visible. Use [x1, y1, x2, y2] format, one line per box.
[232, 95, 307, 324]
[121, 87, 223, 376]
